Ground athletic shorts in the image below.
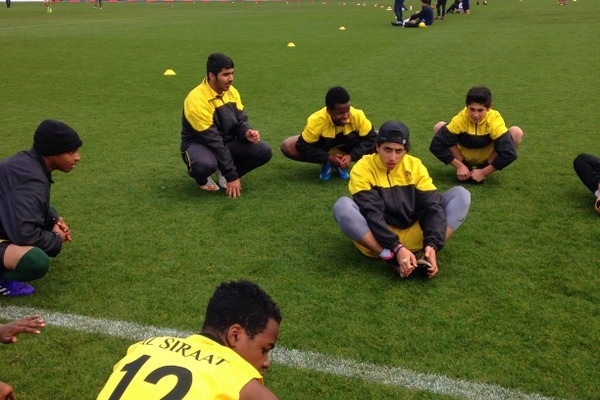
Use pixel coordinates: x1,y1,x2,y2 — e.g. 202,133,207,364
0,241,10,270
353,221,425,256
458,143,494,167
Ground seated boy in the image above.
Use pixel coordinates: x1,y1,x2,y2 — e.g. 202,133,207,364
429,86,523,183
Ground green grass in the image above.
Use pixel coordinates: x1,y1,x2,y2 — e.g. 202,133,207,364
1,0,599,399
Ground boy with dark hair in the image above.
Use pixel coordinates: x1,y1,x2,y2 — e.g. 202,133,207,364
429,86,523,183
0,119,82,297
181,53,272,198
97,280,282,400
280,86,376,181
333,121,470,279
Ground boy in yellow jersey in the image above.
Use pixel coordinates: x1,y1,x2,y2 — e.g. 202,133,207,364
280,86,376,181
430,86,523,183
334,121,470,279
97,280,281,400
181,53,272,198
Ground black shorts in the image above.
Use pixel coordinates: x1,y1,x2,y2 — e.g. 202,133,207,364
0,241,10,270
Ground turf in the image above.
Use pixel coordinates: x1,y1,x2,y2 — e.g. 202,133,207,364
0,0,598,399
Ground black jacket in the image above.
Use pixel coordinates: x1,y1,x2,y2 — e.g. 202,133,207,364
0,149,62,256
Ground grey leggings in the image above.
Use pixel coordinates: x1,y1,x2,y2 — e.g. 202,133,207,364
333,186,471,242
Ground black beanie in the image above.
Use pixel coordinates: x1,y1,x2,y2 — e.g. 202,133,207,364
377,121,410,145
33,120,83,156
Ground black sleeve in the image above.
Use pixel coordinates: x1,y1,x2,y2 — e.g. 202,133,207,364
296,135,330,164
491,132,517,170
353,189,401,250
349,128,377,161
429,125,459,165
414,189,446,251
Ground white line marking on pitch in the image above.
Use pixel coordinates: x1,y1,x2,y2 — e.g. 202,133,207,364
0,305,561,400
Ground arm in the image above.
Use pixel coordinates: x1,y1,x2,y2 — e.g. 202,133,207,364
429,124,460,165
296,135,330,164
0,184,62,257
490,131,517,170
348,120,377,161
353,189,401,251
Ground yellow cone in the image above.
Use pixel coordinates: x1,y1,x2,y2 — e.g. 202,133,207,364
163,69,176,76
339,26,346,30
287,42,296,47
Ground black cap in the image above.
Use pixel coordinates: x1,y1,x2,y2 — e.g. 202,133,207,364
377,120,410,145
33,120,83,156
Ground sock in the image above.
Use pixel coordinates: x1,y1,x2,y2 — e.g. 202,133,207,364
1,248,50,282
379,248,393,260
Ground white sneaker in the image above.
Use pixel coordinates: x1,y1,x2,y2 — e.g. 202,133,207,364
199,176,219,191
215,170,227,189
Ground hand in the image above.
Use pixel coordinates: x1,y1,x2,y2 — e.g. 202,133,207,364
397,247,417,278
455,163,471,181
469,168,487,183
338,154,352,170
0,315,45,344
245,129,261,144
54,217,72,242
0,381,15,400
225,179,242,199
423,246,439,278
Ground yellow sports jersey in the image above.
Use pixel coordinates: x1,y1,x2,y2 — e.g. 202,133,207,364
97,334,263,400
430,107,517,169
349,153,446,252
446,107,508,143
301,106,372,143
183,79,245,133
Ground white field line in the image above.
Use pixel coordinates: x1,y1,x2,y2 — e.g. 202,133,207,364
0,305,561,400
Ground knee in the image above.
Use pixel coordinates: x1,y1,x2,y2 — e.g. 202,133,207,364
444,185,471,208
20,247,50,281
280,136,299,160
333,196,357,223
433,121,446,135
509,126,523,147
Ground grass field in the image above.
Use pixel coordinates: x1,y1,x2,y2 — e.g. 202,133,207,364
1,0,599,399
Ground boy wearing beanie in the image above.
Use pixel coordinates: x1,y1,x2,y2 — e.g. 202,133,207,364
0,119,82,296
333,121,470,279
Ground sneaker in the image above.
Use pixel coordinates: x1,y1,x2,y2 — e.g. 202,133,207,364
199,176,219,191
215,170,227,189
391,20,403,26
413,251,433,278
338,167,350,180
0,279,35,297
319,163,332,181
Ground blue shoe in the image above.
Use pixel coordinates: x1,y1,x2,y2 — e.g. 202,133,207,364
319,163,332,181
338,167,350,180
0,279,35,297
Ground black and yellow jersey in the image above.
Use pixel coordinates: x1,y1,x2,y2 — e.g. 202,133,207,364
297,106,376,163
97,334,263,400
349,153,446,251
180,79,251,180
430,107,517,170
